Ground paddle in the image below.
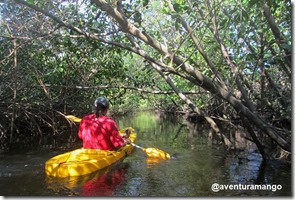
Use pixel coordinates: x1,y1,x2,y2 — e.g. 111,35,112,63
123,128,171,160
65,115,171,160
130,142,171,159
65,115,82,123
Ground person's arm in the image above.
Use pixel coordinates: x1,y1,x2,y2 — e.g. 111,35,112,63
109,120,126,150
122,137,131,145
122,129,131,145
78,118,84,139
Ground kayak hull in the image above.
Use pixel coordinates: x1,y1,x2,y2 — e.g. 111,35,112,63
45,127,136,178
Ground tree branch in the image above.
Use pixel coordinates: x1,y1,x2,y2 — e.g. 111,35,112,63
263,1,291,68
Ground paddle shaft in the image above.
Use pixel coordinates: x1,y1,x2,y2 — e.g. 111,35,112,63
130,142,144,150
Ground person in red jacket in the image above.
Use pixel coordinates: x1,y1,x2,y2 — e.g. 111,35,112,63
78,97,130,150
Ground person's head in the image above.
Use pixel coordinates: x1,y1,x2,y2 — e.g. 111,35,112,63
94,97,109,117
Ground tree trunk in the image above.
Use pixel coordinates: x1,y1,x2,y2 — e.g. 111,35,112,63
263,1,291,68
10,39,17,144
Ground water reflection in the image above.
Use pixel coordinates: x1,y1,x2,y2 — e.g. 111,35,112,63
145,157,165,168
222,151,264,184
81,163,127,196
46,162,128,196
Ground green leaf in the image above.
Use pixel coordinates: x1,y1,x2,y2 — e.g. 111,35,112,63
175,18,181,31
142,0,149,7
173,0,186,12
162,2,170,14
176,0,185,5
173,3,180,12
134,11,142,25
242,9,249,20
280,43,291,50
248,0,260,8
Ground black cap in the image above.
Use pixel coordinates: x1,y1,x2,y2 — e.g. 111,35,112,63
94,97,109,108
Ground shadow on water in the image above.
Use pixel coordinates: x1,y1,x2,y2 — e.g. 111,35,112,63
0,110,292,196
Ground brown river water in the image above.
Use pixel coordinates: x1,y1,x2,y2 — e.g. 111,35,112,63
0,111,292,196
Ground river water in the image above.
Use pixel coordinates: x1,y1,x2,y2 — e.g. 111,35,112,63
0,111,291,196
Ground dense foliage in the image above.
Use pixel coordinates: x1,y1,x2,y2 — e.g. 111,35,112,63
0,0,291,158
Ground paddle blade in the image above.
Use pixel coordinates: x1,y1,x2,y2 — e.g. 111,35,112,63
66,115,82,123
146,157,164,168
143,148,171,159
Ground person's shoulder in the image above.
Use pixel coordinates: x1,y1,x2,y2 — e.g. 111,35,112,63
83,114,95,120
104,116,115,122
105,116,114,121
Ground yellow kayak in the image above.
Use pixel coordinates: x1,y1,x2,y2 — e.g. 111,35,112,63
45,127,136,178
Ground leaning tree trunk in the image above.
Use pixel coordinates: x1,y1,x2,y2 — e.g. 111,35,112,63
263,1,291,68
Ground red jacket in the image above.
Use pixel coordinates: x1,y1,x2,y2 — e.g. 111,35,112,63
78,114,125,150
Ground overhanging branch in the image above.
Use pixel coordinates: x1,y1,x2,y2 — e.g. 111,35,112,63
40,84,204,95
